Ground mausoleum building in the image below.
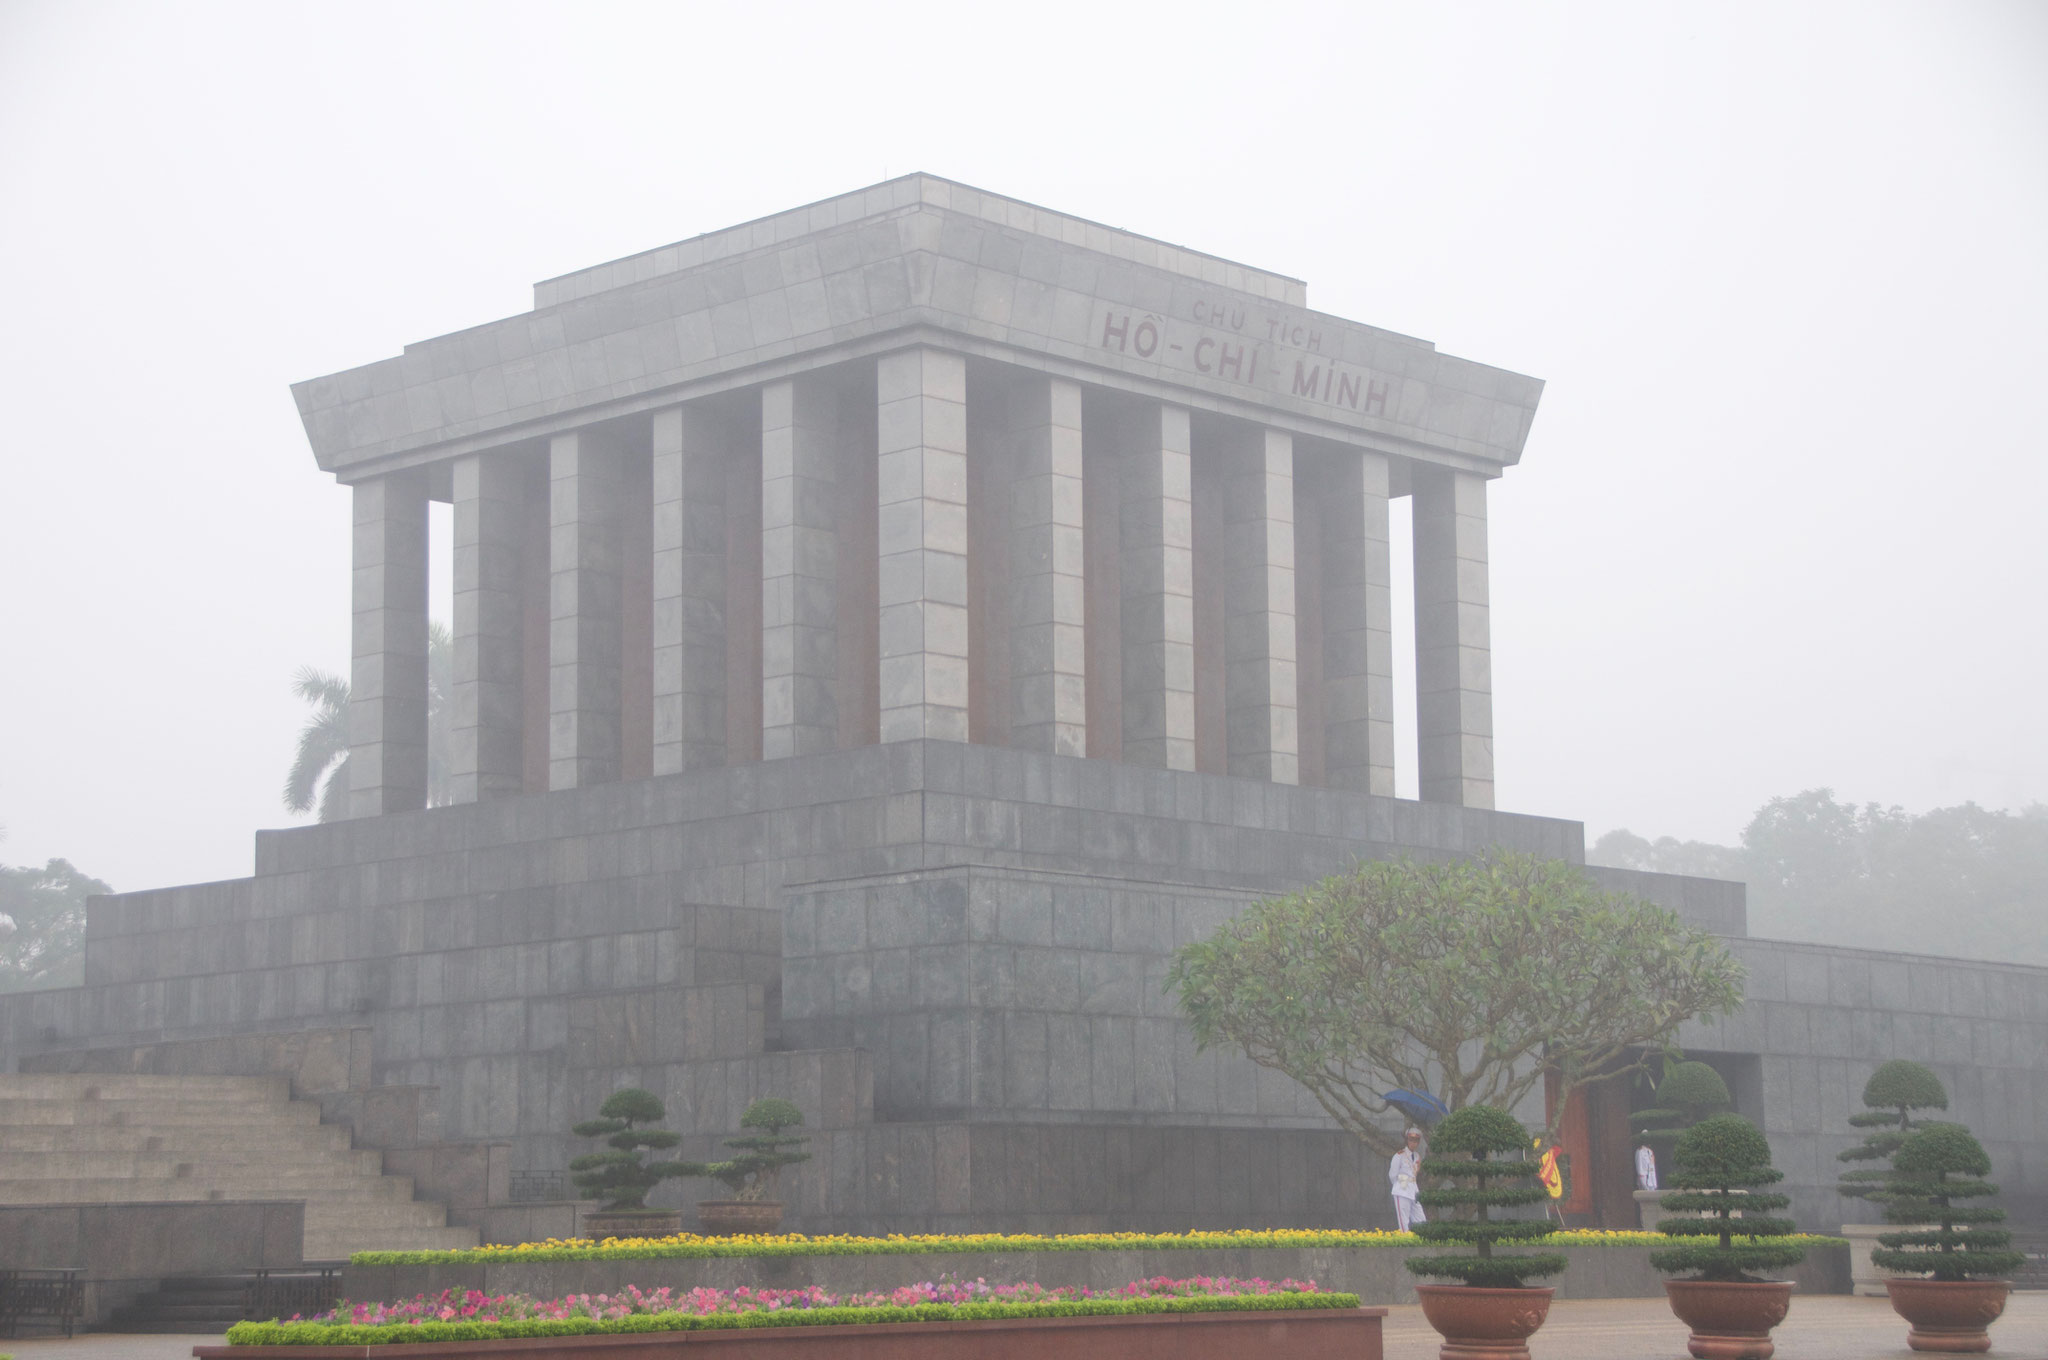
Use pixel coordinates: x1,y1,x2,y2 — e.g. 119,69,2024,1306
2,177,2041,1245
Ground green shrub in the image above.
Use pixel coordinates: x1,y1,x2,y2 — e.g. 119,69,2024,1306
351,1227,1846,1265
223,1292,1362,1345
1838,1060,1948,1206
1870,1124,2025,1281
681,1097,812,1202
1633,1060,1732,1153
1649,1114,1805,1282
570,1088,686,1210
1404,1106,1568,1289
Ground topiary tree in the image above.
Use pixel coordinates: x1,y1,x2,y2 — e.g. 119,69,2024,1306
1632,1060,1732,1157
1649,1114,1806,1282
1838,1060,1948,1207
683,1097,812,1203
1870,1124,2025,1281
1405,1105,1569,1289
569,1088,687,1210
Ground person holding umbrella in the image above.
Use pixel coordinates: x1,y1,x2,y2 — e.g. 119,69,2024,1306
1389,1126,1428,1230
1381,1090,1445,1232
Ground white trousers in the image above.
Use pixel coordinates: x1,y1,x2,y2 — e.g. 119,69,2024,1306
1394,1195,1426,1231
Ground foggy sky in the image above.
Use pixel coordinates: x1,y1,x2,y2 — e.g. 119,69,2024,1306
2,0,2043,893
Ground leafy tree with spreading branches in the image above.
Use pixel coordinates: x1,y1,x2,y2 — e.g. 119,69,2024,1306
1870,1124,2025,1281
570,1088,686,1210
1406,1105,1568,1289
1649,1115,1806,1282
1838,1060,1948,1207
1166,852,1746,1156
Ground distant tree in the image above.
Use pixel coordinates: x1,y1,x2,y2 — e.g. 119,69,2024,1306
284,667,351,822
1167,851,1747,1158
285,623,451,821
0,832,110,992
1591,791,2048,966
1588,829,1745,881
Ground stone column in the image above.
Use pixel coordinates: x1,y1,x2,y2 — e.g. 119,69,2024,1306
761,377,840,758
548,428,625,790
1006,375,1087,755
1221,427,1299,783
651,403,730,773
1119,403,1196,770
1412,465,1494,807
347,469,429,817
1322,449,1396,795
449,452,526,804
876,348,969,744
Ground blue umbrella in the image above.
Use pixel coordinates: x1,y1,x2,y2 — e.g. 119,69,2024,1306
1383,1089,1449,1128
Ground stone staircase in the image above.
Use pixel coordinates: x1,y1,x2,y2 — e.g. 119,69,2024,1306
0,1073,477,1259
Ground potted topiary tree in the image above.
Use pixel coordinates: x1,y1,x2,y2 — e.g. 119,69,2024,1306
683,1097,811,1235
1405,1105,1568,1360
1649,1114,1805,1360
1631,1059,1732,1227
570,1088,687,1240
1838,1060,1949,1296
1871,1123,2024,1353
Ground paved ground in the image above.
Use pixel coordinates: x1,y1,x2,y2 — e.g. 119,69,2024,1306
4,1294,2044,1359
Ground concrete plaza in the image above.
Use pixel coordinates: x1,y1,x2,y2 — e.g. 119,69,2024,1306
4,1294,2044,1359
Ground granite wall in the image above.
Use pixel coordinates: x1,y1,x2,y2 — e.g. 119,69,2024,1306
3,741,2042,1233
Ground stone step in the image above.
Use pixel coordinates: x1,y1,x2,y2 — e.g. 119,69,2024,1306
0,1175,421,1204
0,1123,357,1154
0,1073,478,1257
305,1204,450,1228
0,1097,325,1126
304,1225,477,1257
0,1074,290,1102
0,1148,387,1178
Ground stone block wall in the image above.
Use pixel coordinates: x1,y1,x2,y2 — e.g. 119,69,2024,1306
782,865,1331,1128
3,741,2043,1233
1682,937,2048,1229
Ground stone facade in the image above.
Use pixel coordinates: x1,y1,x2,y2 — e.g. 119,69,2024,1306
3,177,2042,1236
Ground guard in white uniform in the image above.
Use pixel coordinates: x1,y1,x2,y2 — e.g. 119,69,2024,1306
1635,1136,1659,1191
1389,1126,1428,1230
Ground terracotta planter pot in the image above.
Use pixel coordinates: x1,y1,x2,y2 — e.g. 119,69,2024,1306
696,1200,785,1235
1412,1284,1553,1360
581,1209,683,1241
1662,1279,1795,1359
195,1305,1388,1359
1884,1277,2011,1353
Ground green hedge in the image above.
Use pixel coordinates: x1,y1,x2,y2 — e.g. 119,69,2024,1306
226,1292,1362,1345
351,1230,1844,1266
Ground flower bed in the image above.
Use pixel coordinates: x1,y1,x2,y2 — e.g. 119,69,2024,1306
351,1227,1842,1265
213,1279,1384,1360
226,1277,1356,1346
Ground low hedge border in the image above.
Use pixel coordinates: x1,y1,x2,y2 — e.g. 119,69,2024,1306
352,1229,1846,1266
225,1291,1362,1345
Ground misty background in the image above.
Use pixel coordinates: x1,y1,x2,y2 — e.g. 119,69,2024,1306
2,2,2043,973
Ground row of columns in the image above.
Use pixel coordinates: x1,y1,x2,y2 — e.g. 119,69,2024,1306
347,347,1494,818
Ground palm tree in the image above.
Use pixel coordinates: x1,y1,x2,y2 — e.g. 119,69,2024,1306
286,623,451,822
